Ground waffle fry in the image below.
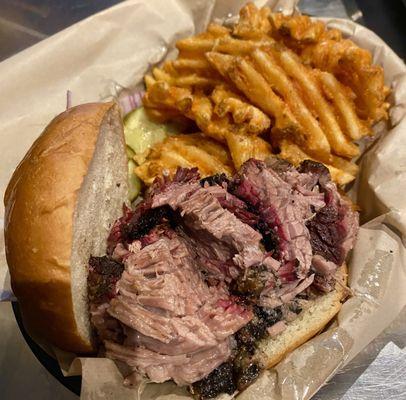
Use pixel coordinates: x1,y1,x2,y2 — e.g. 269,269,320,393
302,38,390,123
269,13,325,44
269,12,390,123
135,134,234,184
226,132,272,169
316,71,370,139
250,48,331,156
275,49,359,158
141,2,390,186
233,2,272,39
211,86,270,134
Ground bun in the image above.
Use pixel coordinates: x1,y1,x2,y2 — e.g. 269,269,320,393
4,102,128,353
255,264,348,370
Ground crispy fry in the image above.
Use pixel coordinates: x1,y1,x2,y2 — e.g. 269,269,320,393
211,86,270,134
153,68,222,88
269,13,325,43
171,58,212,70
278,139,355,186
144,74,156,90
251,49,331,156
276,49,359,158
208,52,299,134
144,81,191,109
174,133,232,165
144,107,184,123
233,3,272,39
135,133,234,184
268,11,390,123
176,37,217,52
207,23,231,37
152,67,172,82
226,55,300,134
206,52,234,77
213,37,275,55
226,131,272,169
316,71,370,139
302,38,390,123
191,95,213,126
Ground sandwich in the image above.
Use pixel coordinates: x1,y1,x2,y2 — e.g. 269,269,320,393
4,102,358,398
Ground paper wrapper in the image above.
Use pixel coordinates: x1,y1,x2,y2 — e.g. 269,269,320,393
0,0,405,399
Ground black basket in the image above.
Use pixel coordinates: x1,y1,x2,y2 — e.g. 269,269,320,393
12,302,81,397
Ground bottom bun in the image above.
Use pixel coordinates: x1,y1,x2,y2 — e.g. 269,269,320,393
254,264,348,370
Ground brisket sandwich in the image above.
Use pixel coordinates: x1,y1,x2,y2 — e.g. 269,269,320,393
4,103,358,398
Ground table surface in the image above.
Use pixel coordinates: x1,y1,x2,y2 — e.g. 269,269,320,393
0,1,405,399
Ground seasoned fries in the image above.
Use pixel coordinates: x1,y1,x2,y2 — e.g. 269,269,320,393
134,134,234,185
269,12,390,123
140,3,390,186
226,132,272,169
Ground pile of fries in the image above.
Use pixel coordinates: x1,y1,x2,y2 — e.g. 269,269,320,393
140,3,390,186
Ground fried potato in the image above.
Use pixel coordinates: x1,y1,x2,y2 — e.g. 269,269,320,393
266,9,390,124
226,131,272,169
233,3,272,39
135,133,234,184
225,55,299,133
144,81,191,108
213,37,275,55
173,133,232,165
143,3,389,185
269,13,325,44
301,38,390,123
144,107,184,123
211,85,271,134
251,48,331,156
171,58,212,71
316,71,370,139
278,139,355,186
276,49,359,158
207,48,365,159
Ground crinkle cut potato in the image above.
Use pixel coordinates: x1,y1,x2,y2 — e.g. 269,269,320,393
141,2,389,186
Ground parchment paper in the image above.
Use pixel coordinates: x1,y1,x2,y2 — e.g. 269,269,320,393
0,1,405,399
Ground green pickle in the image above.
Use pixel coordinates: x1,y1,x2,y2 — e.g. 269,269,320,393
124,107,178,155
127,159,141,202
123,107,179,201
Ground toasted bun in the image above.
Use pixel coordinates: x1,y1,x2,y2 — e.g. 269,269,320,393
4,102,128,353
254,264,348,370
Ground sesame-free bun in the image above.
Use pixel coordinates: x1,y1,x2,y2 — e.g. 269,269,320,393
255,264,348,371
4,102,128,353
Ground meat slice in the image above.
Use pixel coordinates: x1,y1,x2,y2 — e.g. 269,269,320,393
105,339,232,386
232,159,325,278
311,254,337,276
260,274,315,308
152,185,264,269
307,181,359,266
102,233,251,385
267,321,287,338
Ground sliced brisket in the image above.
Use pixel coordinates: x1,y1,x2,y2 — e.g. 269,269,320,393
152,184,264,270
89,158,359,391
231,159,325,279
103,233,251,385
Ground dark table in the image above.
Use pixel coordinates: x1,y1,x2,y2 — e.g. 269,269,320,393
0,0,404,62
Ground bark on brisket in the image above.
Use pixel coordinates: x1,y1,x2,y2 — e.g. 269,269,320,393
88,256,124,304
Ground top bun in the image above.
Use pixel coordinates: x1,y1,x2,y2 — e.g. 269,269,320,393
4,102,128,353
